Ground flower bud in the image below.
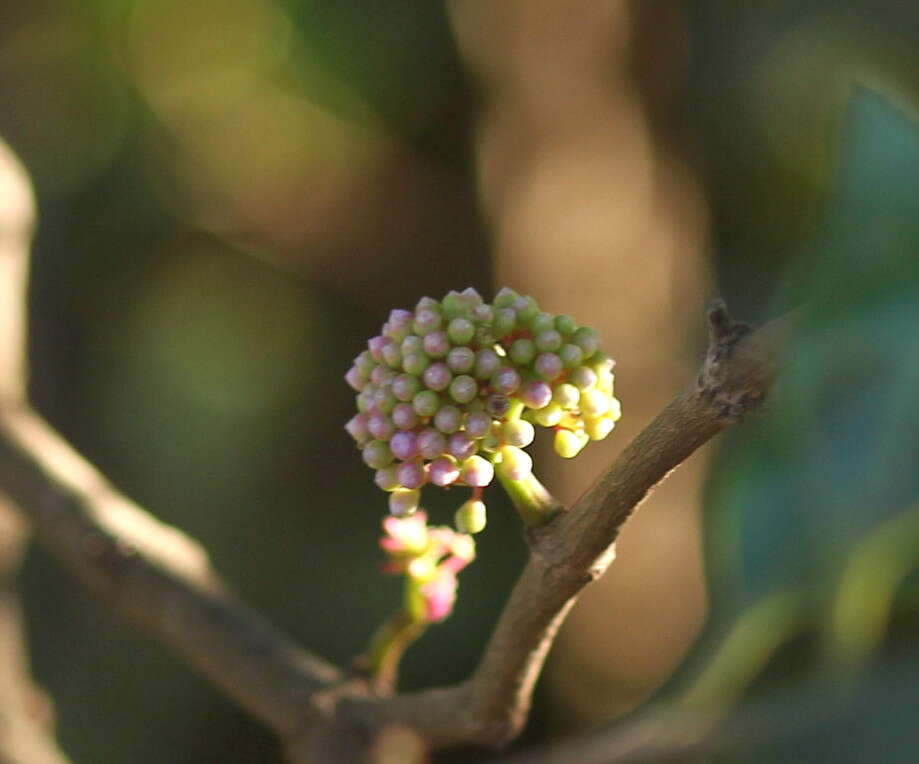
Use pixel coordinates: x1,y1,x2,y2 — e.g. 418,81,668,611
579,389,611,418
534,352,563,381
501,419,535,448
460,455,494,487
493,286,519,308
533,402,563,427
474,348,501,379
585,415,616,441
374,466,401,491
446,346,475,373
397,459,427,490
569,365,597,391
412,390,440,418
573,326,600,357
455,500,487,534
447,317,475,344
363,440,394,469
559,343,584,369
392,373,420,402
529,312,555,334
492,308,517,338
345,414,370,444
423,331,450,358
464,412,493,438
402,351,430,376
447,431,477,461
535,329,563,352
345,366,365,391
367,412,394,440
554,314,577,336
429,456,460,486
497,445,533,480
413,309,442,335
554,429,589,459
491,367,522,395
390,430,419,460
552,383,580,410
434,405,463,434
417,428,447,460
509,338,536,365
422,362,452,392
449,375,479,404
389,488,420,516
519,380,552,409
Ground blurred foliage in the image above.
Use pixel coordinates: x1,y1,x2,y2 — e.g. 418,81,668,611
0,0,916,762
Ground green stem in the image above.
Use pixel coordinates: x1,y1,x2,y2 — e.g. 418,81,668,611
362,609,427,695
496,469,565,527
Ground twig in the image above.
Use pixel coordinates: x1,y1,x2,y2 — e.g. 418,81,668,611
0,140,786,762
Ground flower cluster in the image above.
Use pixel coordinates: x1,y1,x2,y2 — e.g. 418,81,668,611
379,512,475,623
345,287,621,533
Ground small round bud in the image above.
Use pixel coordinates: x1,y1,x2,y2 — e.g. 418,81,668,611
559,343,585,369
441,291,466,319
447,346,475,373
401,335,424,355
491,367,522,395
512,295,538,322
415,296,441,312
413,309,442,335
509,338,536,365
356,389,374,413
535,329,563,352
447,431,477,461
474,348,502,379
555,314,578,336
391,402,418,430
402,352,430,376
387,309,414,338
345,414,370,444
449,375,479,404
381,343,402,368
554,429,589,459
590,352,616,373
367,412,394,441
485,394,511,418
501,419,535,447
529,312,555,335
460,455,494,487
345,366,365,391
390,430,419,460
370,365,395,387
447,317,475,345
355,351,376,377
519,380,553,409
368,336,389,362
534,352,563,381
372,387,397,413
497,445,533,480
422,362,452,392
473,304,494,323
389,488,420,516
412,390,440,418
533,402,563,427
392,373,421,402
455,500,487,534
417,428,447,460
434,405,463,434
460,287,483,305
374,466,401,491
363,440,394,469
552,383,580,410
579,389,611,417
569,365,598,391
573,326,600,357
429,456,460,486
492,308,517,338
423,331,450,358
608,397,622,421
585,415,616,441
464,412,493,438
397,459,427,490
493,287,519,308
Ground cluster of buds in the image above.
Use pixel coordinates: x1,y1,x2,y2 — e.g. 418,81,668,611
379,512,475,622
345,287,621,536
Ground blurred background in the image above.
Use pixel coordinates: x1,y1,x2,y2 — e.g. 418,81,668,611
0,0,917,761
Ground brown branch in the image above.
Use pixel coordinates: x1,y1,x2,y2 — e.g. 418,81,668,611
334,301,788,751
0,131,787,763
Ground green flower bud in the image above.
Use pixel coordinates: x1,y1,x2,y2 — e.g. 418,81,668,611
585,415,616,441
554,429,589,459
509,338,536,365
573,326,600,357
449,375,479,404
363,440,394,469
402,352,430,376
389,488,420,516
529,312,555,335
492,308,517,338
501,419,535,447
533,402,563,427
455,499,487,534
493,287,519,308
375,466,402,491
513,295,538,322
535,329,563,352
412,390,440,417
447,317,475,345
569,365,597,391
554,314,578,336
552,383,580,410
559,343,585,369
